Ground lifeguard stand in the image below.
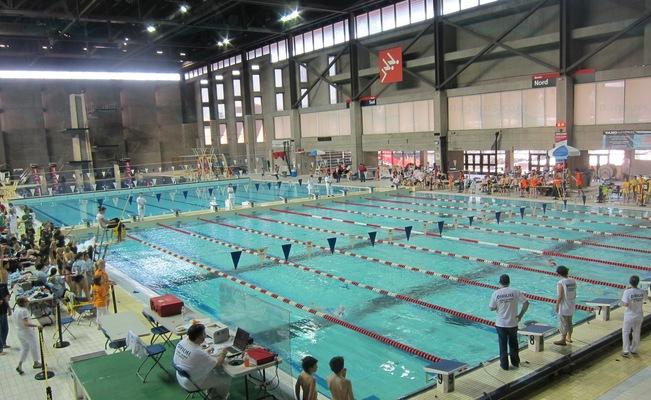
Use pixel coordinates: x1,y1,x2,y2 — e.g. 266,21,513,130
193,147,218,181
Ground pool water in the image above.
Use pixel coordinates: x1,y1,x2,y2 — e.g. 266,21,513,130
29,188,651,399
12,178,365,227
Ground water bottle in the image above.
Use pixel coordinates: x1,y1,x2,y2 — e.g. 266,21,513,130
181,306,189,323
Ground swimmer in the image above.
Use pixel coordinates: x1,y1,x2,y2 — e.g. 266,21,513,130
334,304,345,317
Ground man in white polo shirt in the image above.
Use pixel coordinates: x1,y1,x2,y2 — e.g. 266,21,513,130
489,274,529,370
621,275,645,358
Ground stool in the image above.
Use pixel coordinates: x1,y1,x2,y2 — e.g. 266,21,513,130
518,324,555,352
640,276,651,299
586,298,619,321
424,359,467,393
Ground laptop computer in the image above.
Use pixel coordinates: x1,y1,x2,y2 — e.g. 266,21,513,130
226,328,250,355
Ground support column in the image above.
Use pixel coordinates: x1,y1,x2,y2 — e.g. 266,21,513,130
289,109,302,173
434,90,447,171
644,0,651,64
241,53,256,169
348,15,363,168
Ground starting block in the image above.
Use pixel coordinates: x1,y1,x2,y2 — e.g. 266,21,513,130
518,324,555,352
586,298,619,321
424,359,467,393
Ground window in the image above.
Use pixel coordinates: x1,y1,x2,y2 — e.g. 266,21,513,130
234,100,243,117
217,104,226,119
382,5,396,31
329,85,337,105
255,119,264,143
253,97,263,114
443,0,461,14
301,88,309,108
219,124,228,144
396,1,411,27
461,0,479,10
215,74,224,81
232,69,240,76
369,9,382,35
304,31,313,53
588,150,625,167
201,87,210,103
334,21,345,44
294,35,304,55
513,150,556,173
378,150,423,168
274,69,283,88
426,0,435,18
202,106,211,122
278,40,287,60
328,56,336,76
275,93,285,111
252,74,261,92
323,24,334,47
215,83,224,100
204,126,212,146
233,79,241,96
464,150,506,174
236,121,245,143
356,13,369,38
299,65,308,83
635,150,651,160
270,42,278,63
313,28,323,50
410,0,426,23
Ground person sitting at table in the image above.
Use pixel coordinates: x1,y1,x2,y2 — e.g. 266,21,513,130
46,267,66,300
173,323,231,400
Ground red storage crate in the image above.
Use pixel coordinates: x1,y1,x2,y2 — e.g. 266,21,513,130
150,294,184,317
247,347,276,366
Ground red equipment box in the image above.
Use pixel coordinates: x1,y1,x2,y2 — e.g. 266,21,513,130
150,294,184,317
247,347,276,366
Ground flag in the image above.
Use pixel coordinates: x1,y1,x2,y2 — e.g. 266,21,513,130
327,238,337,254
298,179,303,186
368,232,377,246
563,199,567,209
542,203,547,214
267,182,272,190
156,193,161,202
437,221,444,234
495,211,502,224
468,216,474,226
519,207,525,219
582,195,586,205
128,196,133,205
230,251,242,270
233,186,237,194
183,190,188,199
255,183,260,191
208,188,213,196
405,226,413,241
282,244,292,261
276,181,282,189
98,198,104,207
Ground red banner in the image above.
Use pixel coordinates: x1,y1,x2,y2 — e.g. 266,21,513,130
378,47,403,84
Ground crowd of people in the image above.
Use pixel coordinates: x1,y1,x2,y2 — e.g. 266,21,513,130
0,201,112,375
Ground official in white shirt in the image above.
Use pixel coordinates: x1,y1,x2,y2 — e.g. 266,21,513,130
324,175,333,197
13,297,41,375
489,274,529,370
621,275,645,357
136,194,146,221
554,266,576,346
173,324,231,399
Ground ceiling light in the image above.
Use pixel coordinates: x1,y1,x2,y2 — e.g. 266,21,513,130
156,50,164,55
216,41,224,47
82,47,87,51
215,75,224,80
280,9,300,23
179,52,186,56
0,44,9,48
146,25,156,33
41,45,48,50
124,37,129,41
222,38,230,45
122,49,127,53
251,65,260,70
232,70,240,76
179,4,189,13
122,42,127,46
200,79,208,85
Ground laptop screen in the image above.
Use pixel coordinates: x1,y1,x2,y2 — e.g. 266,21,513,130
233,328,250,350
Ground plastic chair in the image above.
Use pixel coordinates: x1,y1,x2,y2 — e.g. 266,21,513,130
142,311,173,346
172,363,210,400
100,328,127,353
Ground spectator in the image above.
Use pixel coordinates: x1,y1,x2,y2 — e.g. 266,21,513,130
327,356,354,400
489,274,529,370
91,276,108,326
554,266,576,346
13,297,42,374
295,356,318,400
0,279,10,356
358,164,367,183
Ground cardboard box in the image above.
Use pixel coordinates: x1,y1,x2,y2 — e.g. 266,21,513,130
150,294,184,317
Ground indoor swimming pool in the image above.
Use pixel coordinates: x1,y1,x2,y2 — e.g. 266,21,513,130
11,178,366,227
29,189,651,399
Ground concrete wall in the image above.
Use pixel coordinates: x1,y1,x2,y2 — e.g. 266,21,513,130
0,80,189,172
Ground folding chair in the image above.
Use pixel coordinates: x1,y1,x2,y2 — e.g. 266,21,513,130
75,303,96,326
127,331,170,383
142,311,173,346
52,315,77,340
172,363,210,400
100,328,127,353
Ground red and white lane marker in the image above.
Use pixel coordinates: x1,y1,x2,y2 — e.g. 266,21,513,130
302,204,651,273
126,233,442,363
339,200,651,254
168,220,496,327
370,197,649,229
263,210,625,291
406,193,650,221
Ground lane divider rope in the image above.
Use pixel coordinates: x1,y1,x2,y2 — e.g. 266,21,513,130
126,233,442,362
263,210,625,291
302,204,651,272
174,220,497,327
